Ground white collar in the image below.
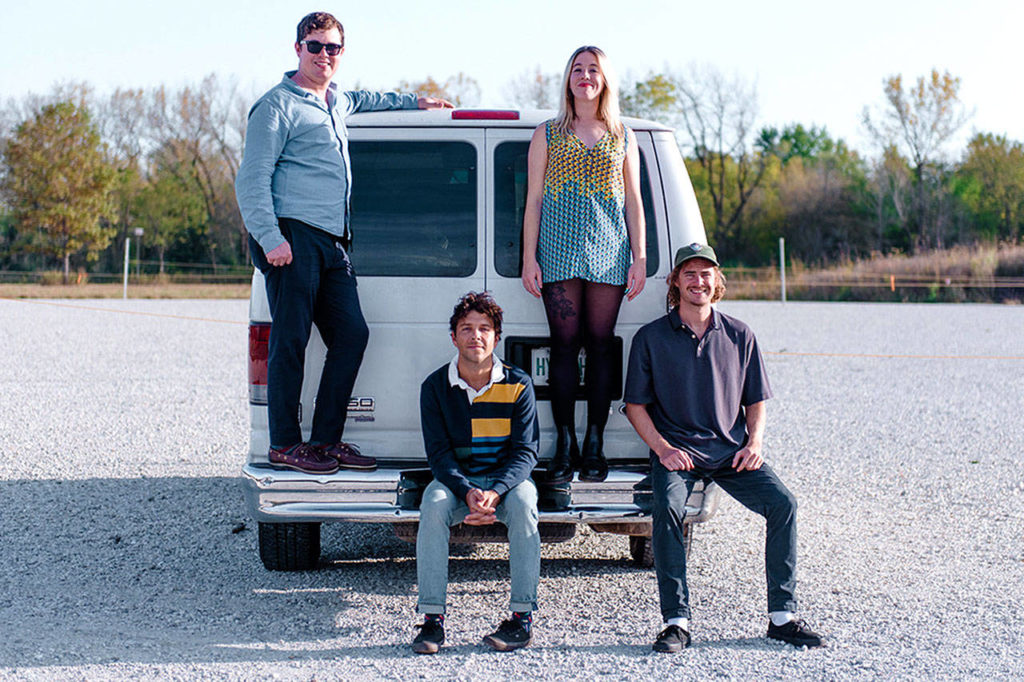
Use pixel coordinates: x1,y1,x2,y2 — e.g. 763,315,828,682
448,353,505,403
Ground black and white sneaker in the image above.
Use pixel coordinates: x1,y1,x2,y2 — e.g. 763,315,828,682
412,617,445,654
767,618,825,648
483,618,532,651
652,624,691,653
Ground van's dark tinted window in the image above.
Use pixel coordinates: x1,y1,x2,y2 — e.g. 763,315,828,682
349,141,476,277
494,141,659,278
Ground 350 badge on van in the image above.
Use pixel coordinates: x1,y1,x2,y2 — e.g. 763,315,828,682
347,396,375,422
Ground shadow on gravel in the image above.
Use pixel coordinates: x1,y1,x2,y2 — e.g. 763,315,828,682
531,638,780,654
274,639,785,660
0,476,640,669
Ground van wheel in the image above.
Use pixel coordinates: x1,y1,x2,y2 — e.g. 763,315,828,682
630,524,691,568
629,535,654,567
393,522,417,543
258,522,321,571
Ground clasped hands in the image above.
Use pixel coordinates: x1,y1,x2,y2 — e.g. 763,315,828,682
464,488,500,525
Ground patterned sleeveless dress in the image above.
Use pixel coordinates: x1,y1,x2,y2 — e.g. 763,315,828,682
537,120,632,286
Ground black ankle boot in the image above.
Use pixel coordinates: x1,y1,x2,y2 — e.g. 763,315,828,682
546,425,578,483
578,424,608,482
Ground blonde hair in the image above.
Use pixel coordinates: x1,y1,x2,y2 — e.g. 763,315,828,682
667,263,727,308
553,46,624,143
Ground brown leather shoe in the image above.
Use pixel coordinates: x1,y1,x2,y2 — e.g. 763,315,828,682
268,443,339,474
319,442,377,470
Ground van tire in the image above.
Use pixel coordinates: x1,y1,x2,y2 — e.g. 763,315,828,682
629,535,654,567
630,524,691,568
258,522,321,571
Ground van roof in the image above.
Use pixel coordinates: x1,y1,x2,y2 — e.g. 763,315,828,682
347,108,673,131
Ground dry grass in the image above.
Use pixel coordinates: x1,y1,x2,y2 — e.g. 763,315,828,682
726,243,1024,303
800,243,1023,279
0,282,249,299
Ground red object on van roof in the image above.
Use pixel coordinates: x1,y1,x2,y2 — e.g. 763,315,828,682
451,110,520,120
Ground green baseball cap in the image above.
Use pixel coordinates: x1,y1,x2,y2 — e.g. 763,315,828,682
673,242,719,267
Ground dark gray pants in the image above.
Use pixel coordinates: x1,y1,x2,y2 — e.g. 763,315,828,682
249,218,369,448
651,458,798,620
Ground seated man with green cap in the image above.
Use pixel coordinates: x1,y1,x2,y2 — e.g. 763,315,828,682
624,243,825,652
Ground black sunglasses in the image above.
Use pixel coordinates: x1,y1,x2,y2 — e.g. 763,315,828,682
300,40,342,56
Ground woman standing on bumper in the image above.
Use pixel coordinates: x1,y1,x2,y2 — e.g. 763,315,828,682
521,45,646,483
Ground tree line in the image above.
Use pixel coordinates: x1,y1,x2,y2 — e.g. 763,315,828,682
2,67,1022,283
611,66,1022,266
0,76,248,283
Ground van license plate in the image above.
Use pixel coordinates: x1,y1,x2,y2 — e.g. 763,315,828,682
504,336,621,401
530,347,586,387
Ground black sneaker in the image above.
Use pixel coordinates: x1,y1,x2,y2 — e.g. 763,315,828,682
483,618,532,651
652,624,691,653
767,618,824,648
412,618,445,655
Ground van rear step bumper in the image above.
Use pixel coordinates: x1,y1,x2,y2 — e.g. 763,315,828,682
242,464,717,525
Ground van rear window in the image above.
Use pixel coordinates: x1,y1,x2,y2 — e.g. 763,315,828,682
493,141,659,278
349,141,477,277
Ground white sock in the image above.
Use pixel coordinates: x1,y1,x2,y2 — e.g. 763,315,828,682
666,617,689,631
769,611,794,627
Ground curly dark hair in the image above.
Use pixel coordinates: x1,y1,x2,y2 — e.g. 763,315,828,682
296,12,344,46
666,262,727,308
449,291,503,338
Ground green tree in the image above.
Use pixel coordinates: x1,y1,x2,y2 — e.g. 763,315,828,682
776,155,873,263
756,125,875,261
620,73,678,121
862,69,971,250
867,146,914,252
956,133,1024,241
0,209,16,270
757,124,835,166
0,101,116,283
132,162,208,273
146,76,247,268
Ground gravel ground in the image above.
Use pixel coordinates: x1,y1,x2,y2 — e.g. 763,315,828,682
0,298,1022,680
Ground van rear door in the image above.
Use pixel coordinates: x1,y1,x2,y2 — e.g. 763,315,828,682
298,128,486,463
482,126,670,463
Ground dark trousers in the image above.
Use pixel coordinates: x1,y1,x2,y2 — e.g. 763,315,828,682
249,218,369,448
651,458,798,620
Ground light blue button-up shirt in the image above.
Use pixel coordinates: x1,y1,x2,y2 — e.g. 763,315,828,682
235,71,418,253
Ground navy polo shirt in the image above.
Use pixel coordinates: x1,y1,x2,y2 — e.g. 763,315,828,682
624,308,773,469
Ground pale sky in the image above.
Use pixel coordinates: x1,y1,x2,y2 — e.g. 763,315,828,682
2,0,1020,156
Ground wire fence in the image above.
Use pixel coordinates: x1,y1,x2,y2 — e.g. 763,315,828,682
0,260,254,285
2,264,1023,301
722,266,1024,302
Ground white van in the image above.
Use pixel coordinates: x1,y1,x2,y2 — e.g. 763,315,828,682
244,109,719,570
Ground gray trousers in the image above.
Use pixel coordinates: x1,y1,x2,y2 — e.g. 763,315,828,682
416,477,540,614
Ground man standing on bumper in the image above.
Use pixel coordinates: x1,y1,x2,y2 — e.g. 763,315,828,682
624,243,824,652
236,12,452,474
413,292,540,654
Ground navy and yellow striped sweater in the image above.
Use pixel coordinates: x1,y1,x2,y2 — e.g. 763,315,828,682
419,361,539,500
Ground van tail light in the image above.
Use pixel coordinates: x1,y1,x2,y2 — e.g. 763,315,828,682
249,322,271,404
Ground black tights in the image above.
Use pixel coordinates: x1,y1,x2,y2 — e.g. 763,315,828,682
541,279,625,430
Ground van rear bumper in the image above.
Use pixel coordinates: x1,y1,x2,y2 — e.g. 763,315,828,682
241,464,717,526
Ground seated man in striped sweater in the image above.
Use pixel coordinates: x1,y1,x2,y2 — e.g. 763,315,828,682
412,291,541,654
